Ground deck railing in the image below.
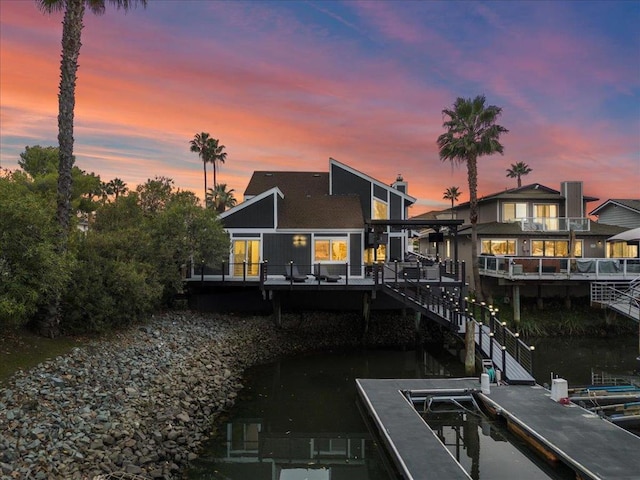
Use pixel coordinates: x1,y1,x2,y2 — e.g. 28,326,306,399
479,256,640,280
516,216,590,232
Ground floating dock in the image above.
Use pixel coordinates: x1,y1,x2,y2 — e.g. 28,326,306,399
356,378,640,480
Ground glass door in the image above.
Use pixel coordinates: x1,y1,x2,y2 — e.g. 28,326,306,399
232,240,260,277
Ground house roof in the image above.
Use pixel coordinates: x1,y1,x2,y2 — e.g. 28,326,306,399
456,221,628,237
454,183,598,209
245,171,329,198
241,171,365,229
589,199,640,216
279,194,364,229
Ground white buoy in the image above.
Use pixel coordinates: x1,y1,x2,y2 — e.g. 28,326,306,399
551,378,568,401
481,373,490,394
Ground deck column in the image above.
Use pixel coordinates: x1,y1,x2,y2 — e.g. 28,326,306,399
513,285,521,324
362,292,371,334
272,292,282,328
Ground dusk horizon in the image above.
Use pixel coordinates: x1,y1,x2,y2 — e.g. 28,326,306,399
1,0,638,213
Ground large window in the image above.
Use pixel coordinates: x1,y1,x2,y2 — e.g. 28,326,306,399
608,242,639,258
534,204,559,230
531,240,582,257
502,203,527,222
481,239,516,255
314,238,347,262
232,239,260,276
373,199,388,220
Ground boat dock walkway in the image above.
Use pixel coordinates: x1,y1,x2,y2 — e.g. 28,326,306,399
357,378,640,480
356,378,478,480
479,384,640,480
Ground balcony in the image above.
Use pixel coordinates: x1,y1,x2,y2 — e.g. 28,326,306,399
479,256,640,281
516,217,590,232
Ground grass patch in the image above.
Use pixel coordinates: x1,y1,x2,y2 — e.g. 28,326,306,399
0,328,87,384
494,297,637,339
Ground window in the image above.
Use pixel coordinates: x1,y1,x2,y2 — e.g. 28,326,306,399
314,238,347,262
365,245,386,263
531,240,582,257
481,239,516,255
608,242,639,258
502,203,527,222
534,204,559,230
373,199,388,220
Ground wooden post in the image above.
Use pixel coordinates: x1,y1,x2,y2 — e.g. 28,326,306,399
513,285,521,324
362,292,371,334
272,292,282,328
465,319,476,376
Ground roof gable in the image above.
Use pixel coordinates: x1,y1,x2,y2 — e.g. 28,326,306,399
589,199,640,216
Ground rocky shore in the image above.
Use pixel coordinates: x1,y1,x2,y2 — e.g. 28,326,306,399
0,311,417,480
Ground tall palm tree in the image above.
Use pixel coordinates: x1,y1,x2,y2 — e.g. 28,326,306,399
207,183,237,213
36,0,146,338
36,0,147,249
437,95,508,375
506,161,532,187
443,186,462,219
190,132,212,205
208,138,227,189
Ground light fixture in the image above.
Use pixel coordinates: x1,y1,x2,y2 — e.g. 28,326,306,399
293,235,307,247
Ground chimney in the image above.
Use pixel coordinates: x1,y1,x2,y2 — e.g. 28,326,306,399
561,181,584,218
392,173,408,194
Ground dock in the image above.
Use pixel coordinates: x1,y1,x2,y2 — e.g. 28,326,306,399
357,378,640,480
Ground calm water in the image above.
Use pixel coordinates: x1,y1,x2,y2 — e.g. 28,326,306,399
188,335,639,480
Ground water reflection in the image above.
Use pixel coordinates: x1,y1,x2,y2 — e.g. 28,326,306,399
188,336,638,479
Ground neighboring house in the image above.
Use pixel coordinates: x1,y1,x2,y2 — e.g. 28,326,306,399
589,199,640,229
416,181,634,302
218,158,416,278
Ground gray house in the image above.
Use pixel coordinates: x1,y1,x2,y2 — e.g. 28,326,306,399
589,199,640,229
218,158,416,279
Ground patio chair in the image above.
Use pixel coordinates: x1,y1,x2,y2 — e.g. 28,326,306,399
283,263,308,282
313,264,341,282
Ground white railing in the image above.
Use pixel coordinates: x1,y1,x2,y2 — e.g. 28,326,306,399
479,256,640,280
516,216,590,232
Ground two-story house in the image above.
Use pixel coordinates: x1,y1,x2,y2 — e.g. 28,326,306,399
417,181,637,314
217,158,416,279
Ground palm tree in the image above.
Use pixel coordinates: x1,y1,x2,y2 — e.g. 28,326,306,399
36,0,147,248
107,177,128,200
190,132,213,205
207,183,237,213
437,95,508,375
506,161,532,187
36,0,146,338
443,186,462,219
208,138,227,189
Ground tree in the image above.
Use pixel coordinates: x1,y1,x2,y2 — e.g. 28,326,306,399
190,132,214,205
208,137,227,190
0,174,69,329
443,186,461,219
506,161,532,187
437,95,508,375
107,177,128,200
36,0,147,337
18,145,58,177
36,0,147,247
136,176,174,214
207,183,237,213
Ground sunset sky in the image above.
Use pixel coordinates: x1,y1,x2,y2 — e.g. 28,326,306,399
1,0,638,212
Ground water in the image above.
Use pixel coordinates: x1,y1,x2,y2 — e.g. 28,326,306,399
185,335,640,480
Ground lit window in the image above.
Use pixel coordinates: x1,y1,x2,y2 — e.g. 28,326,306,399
534,204,559,229
365,245,386,263
481,239,516,255
531,240,582,257
314,238,347,262
373,199,388,220
502,203,527,222
608,243,639,258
